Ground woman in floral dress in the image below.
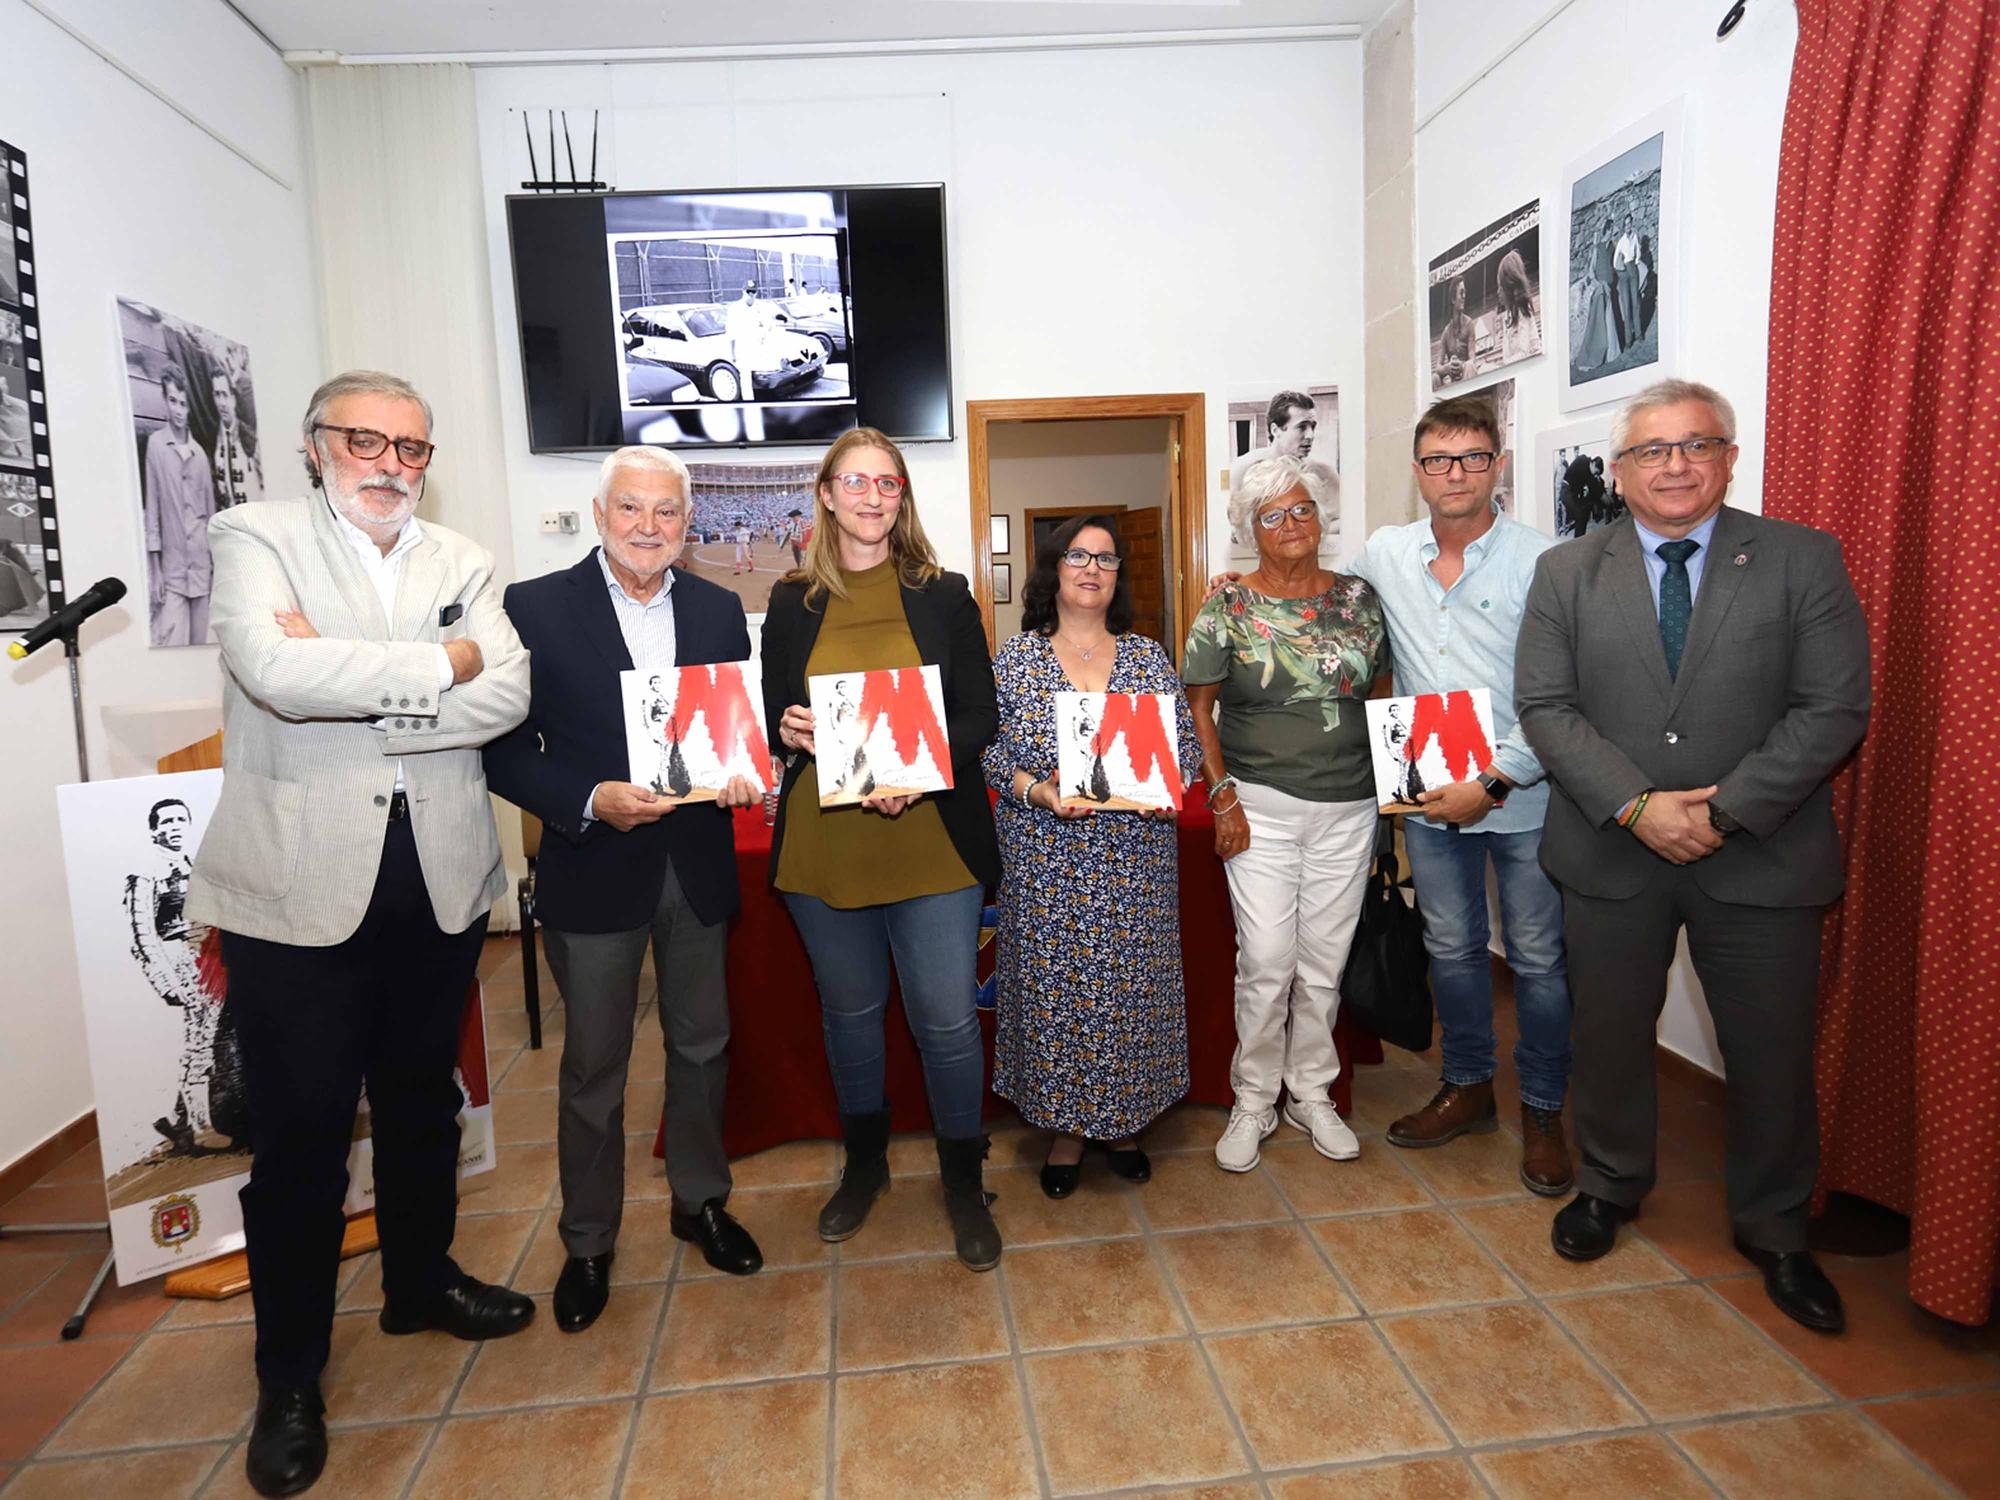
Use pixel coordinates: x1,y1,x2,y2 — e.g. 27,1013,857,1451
1183,455,1389,1174
984,514,1199,1198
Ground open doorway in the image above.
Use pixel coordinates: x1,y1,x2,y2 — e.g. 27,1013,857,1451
966,394,1206,661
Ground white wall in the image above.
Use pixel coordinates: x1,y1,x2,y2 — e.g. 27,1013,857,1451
0,0,321,1169
1416,0,1800,1072
987,417,1172,640
473,39,1368,614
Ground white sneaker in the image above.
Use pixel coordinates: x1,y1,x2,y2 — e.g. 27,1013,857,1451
1214,1106,1278,1172
1284,1099,1360,1161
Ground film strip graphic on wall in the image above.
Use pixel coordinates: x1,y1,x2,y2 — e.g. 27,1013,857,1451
1,137,64,633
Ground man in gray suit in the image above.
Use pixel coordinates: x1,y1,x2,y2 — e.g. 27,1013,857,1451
189,370,533,1497
1516,378,1869,1335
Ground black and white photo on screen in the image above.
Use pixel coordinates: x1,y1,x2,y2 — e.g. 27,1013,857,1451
1535,416,1629,541
1560,102,1682,411
1427,199,1542,390
1226,383,1341,567
116,298,264,649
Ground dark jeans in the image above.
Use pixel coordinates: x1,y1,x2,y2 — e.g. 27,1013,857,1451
784,885,986,1139
224,816,486,1386
1402,820,1572,1111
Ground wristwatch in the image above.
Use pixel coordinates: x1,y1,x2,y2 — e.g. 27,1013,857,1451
1709,804,1743,836
1475,770,1510,806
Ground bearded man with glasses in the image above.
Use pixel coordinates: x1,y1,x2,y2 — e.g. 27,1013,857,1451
189,370,532,1497
1516,377,1870,1335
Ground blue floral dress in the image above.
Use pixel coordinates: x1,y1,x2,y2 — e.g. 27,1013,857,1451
982,632,1201,1138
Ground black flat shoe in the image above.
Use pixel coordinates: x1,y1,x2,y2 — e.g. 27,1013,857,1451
379,1273,535,1340
671,1199,764,1276
1039,1160,1081,1199
1551,1193,1634,1262
1735,1237,1845,1333
1100,1143,1151,1183
245,1382,326,1497
553,1252,614,1333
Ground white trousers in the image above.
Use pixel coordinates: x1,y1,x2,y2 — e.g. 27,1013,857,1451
1221,781,1378,1109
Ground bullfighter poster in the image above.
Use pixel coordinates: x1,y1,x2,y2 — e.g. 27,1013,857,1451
807,665,953,807
1054,692,1185,812
1364,689,1498,813
622,661,774,801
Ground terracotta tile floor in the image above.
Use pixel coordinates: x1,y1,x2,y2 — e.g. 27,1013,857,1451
3,937,1996,1497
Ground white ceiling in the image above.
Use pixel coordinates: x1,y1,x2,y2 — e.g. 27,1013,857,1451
230,0,1391,60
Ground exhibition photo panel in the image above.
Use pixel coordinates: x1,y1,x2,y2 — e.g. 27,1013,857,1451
0,137,60,634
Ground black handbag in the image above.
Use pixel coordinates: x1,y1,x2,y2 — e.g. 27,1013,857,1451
1339,818,1433,1053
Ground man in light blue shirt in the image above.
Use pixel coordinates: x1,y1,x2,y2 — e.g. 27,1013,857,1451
1348,394,1573,1195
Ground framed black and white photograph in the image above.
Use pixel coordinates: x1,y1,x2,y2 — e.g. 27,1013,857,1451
116,298,264,648
1428,199,1542,390
1560,102,1682,412
1226,382,1341,567
1458,375,1519,517
1,138,63,635
1535,416,1628,540
681,456,816,622
992,562,1012,604
990,513,1010,556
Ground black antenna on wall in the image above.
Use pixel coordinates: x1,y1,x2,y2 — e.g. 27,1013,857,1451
520,109,609,192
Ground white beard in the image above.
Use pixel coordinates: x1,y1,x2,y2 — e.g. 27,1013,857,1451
326,469,420,542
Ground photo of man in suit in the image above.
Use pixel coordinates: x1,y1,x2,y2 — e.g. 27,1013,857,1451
189,370,532,1498
484,445,765,1339
1516,377,1870,1336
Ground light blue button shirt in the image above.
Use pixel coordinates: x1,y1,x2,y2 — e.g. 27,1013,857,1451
583,547,677,823
1630,511,1721,616
1347,512,1553,835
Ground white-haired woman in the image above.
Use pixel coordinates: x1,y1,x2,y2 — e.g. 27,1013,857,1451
1182,456,1389,1174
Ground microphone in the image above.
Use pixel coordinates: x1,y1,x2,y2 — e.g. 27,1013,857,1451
7,577,128,660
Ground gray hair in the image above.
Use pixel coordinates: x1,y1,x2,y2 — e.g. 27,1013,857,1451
300,370,434,487
1228,455,1337,538
595,445,690,508
1611,379,1738,455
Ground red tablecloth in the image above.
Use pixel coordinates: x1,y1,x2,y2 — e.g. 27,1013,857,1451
660,801,1382,1159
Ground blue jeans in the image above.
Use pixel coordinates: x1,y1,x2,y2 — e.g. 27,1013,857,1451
1401,820,1571,1111
784,886,987,1139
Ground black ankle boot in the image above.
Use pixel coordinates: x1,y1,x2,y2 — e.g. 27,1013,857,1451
819,1106,893,1242
937,1134,1002,1271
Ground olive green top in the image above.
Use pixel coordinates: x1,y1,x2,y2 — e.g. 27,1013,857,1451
774,560,974,906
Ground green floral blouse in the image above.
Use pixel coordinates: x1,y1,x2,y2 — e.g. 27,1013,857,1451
1181,575,1389,803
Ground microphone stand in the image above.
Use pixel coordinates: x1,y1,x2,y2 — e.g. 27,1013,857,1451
1,620,115,1336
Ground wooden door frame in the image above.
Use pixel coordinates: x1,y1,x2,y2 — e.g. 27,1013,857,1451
965,393,1207,655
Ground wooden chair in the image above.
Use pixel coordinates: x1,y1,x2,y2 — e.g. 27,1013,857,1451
518,809,545,1050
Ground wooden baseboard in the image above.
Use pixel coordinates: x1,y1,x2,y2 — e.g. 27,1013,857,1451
0,1111,97,1211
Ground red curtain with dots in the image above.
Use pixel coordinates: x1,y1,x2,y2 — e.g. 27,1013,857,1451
1764,0,2000,1323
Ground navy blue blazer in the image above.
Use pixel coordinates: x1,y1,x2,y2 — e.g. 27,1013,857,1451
484,552,751,932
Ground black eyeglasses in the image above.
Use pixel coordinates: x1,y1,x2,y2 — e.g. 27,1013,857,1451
1416,451,1496,476
1254,501,1319,529
1616,437,1730,468
314,424,436,469
833,472,907,498
1060,548,1122,570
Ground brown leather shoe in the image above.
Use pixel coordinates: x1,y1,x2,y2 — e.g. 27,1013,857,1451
1387,1080,1497,1148
1518,1103,1575,1196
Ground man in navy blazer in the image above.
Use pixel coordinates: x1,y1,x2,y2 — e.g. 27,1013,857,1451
485,446,764,1333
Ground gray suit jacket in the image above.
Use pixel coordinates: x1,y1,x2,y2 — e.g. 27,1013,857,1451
1515,506,1869,906
188,496,531,945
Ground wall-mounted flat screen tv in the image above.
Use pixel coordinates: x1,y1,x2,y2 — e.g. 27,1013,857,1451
506,184,952,452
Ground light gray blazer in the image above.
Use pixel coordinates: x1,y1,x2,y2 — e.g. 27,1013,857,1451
1515,506,1869,906
188,496,530,946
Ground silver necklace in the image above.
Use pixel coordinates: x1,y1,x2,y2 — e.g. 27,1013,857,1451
1057,631,1111,662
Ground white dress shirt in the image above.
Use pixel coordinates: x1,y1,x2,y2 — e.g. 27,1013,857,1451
582,547,678,823
328,500,455,792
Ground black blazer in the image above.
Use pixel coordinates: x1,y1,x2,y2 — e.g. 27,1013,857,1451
483,552,751,931
760,569,1001,890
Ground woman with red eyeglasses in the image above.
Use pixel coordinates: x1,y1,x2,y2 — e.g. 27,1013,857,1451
760,427,1003,1270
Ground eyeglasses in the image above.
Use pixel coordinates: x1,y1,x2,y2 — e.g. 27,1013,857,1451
1254,501,1319,529
1616,437,1731,467
1416,450,1496,476
833,472,907,499
1060,548,1122,571
314,424,436,469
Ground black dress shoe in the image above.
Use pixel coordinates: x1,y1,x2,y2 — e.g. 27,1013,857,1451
671,1199,764,1276
1100,1143,1151,1183
1039,1155,1081,1200
379,1273,535,1340
1735,1237,1846,1333
245,1382,326,1497
1551,1193,1634,1262
554,1252,614,1333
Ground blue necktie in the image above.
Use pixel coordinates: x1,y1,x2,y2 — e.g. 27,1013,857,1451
1657,538,1700,677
